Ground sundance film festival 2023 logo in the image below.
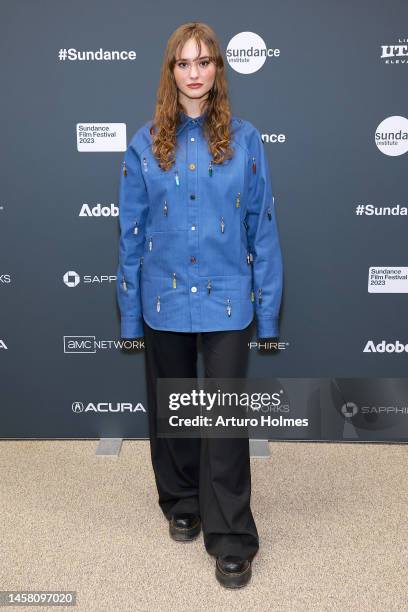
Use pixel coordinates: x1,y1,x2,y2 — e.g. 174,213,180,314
226,32,280,73
368,267,408,293
76,123,126,152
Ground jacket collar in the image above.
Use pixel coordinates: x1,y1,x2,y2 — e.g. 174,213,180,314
177,108,208,134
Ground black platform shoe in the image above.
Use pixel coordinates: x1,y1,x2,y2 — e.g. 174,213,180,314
169,513,201,542
215,555,252,588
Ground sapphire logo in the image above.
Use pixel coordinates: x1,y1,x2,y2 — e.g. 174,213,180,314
63,271,80,287
341,402,359,417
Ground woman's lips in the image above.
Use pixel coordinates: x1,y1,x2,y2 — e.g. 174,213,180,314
187,83,203,88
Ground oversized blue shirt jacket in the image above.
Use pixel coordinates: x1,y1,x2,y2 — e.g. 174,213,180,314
116,110,283,340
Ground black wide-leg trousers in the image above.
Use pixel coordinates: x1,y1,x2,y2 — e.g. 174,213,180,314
142,318,259,562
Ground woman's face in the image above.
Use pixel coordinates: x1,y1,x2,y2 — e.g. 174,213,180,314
173,38,216,105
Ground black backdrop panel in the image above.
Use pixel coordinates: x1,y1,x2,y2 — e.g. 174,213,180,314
1,0,407,439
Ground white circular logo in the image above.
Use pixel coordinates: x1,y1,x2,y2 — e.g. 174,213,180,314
226,32,274,74
375,115,408,156
64,271,80,287
341,402,359,418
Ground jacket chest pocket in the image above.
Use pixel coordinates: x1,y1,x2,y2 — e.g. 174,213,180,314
197,208,242,278
147,195,187,232
142,153,183,189
206,156,232,175
143,154,172,199
143,156,187,232
142,230,187,278
203,152,246,211
140,275,190,329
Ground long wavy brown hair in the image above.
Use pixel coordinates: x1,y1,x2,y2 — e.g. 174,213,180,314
150,22,235,171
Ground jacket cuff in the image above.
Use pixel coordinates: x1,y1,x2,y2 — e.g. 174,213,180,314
121,315,144,339
256,316,279,339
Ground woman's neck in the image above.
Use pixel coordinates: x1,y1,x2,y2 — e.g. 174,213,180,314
178,94,208,119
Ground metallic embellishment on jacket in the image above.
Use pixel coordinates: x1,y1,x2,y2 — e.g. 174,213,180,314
226,298,232,317
172,272,177,289
133,221,139,235
122,160,127,177
148,236,153,251
174,169,180,186
258,288,263,304
208,160,213,177
156,295,161,312
143,157,148,172
122,275,127,291
252,156,256,174
235,192,241,208
207,279,212,294
246,252,253,265
220,216,225,233
250,290,255,303
267,207,272,221
140,256,144,268
163,200,168,216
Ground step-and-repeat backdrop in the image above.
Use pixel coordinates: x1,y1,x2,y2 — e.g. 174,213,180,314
1,0,407,440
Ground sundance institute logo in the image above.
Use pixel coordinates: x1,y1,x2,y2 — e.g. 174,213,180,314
375,116,408,156
226,32,280,74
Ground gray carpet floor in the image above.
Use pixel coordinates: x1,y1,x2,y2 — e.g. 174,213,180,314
0,440,407,611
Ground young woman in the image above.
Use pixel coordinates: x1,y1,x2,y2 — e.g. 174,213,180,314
116,22,283,589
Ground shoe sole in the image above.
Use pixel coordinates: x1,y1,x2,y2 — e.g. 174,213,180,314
215,559,252,589
169,517,201,542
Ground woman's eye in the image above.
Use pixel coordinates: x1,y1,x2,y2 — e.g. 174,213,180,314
177,60,210,69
